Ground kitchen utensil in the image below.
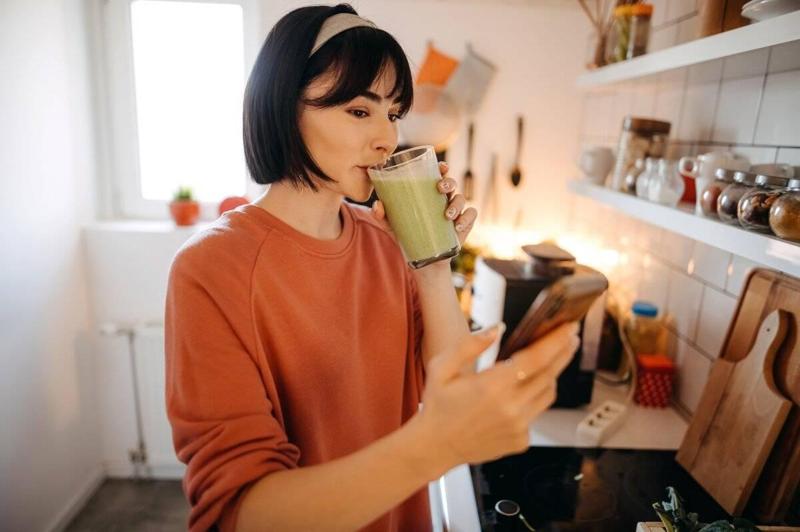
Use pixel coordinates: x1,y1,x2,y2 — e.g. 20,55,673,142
741,0,800,21
442,42,496,116
463,122,474,201
511,115,523,187
749,273,800,521
677,307,793,515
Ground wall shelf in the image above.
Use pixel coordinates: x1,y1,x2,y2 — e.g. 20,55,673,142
568,180,800,277
577,10,800,88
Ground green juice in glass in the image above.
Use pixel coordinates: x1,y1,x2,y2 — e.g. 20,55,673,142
369,146,460,268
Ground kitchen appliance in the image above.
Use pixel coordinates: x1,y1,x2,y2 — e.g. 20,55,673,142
470,243,606,408
471,447,735,531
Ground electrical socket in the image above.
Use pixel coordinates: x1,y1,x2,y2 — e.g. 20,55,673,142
576,400,628,447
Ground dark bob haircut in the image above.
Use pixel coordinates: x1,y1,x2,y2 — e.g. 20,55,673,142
243,3,414,191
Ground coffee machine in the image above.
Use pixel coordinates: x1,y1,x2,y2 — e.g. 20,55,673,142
470,243,606,408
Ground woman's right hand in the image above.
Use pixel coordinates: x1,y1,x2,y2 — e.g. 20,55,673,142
416,321,580,472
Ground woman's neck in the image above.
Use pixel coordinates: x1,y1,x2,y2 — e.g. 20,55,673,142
253,181,344,240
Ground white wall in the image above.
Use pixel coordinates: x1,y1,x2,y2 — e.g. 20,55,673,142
573,4,800,415
0,1,105,530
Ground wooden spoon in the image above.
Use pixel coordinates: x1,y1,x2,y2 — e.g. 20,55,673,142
510,115,523,187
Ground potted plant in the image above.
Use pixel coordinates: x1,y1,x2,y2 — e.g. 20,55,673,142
169,186,200,226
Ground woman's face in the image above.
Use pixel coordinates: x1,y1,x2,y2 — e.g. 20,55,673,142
298,67,402,202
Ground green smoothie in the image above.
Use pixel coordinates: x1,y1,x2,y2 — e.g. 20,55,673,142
371,175,460,268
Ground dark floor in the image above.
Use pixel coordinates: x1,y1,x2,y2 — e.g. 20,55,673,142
65,479,189,532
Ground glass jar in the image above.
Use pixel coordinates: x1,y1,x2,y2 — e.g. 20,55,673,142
608,117,671,191
628,4,653,59
717,171,757,224
624,301,666,355
770,178,800,242
738,174,789,232
701,168,737,217
609,5,633,64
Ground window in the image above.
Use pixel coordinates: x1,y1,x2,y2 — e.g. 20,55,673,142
102,0,262,220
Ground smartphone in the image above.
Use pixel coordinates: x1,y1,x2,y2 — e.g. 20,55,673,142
496,270,608,362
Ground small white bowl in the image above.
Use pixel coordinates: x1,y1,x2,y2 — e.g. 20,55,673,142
741,0,800,21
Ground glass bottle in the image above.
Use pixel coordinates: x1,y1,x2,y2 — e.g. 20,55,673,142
624,301,667,355
700,168,736,217
628,4,653,59
636,157,658,199
648,159,684,206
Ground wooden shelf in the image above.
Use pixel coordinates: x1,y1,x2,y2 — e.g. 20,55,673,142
577,10,800,88
568,180,800,277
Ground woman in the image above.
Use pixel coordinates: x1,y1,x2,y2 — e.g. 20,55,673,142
165,4,579,531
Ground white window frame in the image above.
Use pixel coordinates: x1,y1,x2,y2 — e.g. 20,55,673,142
101,0,264,220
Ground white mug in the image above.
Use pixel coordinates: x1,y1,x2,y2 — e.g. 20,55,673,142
579,146,615,185
679,151,750,213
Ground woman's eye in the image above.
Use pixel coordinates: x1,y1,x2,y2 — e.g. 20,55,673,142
350,109,368,118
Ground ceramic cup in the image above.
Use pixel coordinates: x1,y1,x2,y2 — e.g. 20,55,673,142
679,151,750,214
579,146,615,185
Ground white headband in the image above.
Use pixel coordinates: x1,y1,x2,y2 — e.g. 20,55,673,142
309,13,378,57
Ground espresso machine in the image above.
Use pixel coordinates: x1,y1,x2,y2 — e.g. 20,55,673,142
470,243,606,408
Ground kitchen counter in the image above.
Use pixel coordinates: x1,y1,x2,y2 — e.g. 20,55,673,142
430,377,690,531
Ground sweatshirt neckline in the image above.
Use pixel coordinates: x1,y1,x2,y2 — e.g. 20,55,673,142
240,202,356,256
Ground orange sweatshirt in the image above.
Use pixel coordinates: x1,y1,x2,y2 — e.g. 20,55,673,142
164,202,431,532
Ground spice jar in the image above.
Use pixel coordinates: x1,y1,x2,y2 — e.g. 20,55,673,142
628,4,653,59
738,174,789,232
770,178,800,242
608,117,671,192
634,354,675,408
701,168,737,217
717,171,757,224
609,5,633,64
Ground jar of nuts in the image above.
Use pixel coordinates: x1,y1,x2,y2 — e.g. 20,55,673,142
769,178,800,242
738,174,790,232
718,171,757,224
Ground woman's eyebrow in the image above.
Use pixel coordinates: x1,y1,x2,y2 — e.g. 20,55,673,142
360,90,400,104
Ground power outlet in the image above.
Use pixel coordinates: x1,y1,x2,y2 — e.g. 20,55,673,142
576,400,628,447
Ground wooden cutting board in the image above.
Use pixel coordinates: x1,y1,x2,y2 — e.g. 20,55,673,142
750,274,800,521
677,268,799,516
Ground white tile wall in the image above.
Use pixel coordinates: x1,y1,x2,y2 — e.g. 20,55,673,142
690,242,730,289
575,29,800,416
674,335,713,413
754,70,800,146
725,255,759,297
695,286,738,358
712,76,764,144
666,269,704,340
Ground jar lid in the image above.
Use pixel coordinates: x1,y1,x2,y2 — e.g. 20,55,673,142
714,168,738,182
755,174,790,188
630,3,654,15
622,116,671,135
733,171,758,186
632,300,658,317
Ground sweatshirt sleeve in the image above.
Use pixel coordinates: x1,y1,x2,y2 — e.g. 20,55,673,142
165,253,301,532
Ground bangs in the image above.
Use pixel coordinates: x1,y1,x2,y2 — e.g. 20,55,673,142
300,27,414,117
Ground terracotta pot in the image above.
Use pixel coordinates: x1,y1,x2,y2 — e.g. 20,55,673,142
169,200,200,226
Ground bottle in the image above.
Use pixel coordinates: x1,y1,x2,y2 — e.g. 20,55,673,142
636,157,658,199
624,301,667,355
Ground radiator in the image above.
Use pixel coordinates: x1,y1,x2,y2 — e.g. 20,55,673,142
95,322,184,480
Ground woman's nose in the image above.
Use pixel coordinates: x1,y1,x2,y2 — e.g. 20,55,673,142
371,121,397,158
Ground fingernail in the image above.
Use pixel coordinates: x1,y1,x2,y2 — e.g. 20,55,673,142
447,207,456,218
456,223,464,232
441,182,452,192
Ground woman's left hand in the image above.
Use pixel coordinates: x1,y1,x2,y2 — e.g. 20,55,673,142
370,161,477,246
